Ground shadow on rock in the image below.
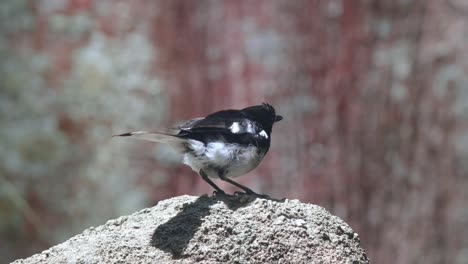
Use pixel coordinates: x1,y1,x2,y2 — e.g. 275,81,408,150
150,193,262,258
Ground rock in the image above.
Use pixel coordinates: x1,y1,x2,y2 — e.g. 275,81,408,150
11,195,369,264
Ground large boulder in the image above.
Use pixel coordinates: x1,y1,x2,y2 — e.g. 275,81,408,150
12,195,369,263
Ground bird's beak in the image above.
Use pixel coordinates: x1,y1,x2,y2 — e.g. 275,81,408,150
275,115,283,122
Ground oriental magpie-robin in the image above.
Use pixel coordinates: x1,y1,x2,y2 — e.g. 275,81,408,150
114,103,282,197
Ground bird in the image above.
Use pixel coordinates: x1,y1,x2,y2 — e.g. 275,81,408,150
113,103,283,197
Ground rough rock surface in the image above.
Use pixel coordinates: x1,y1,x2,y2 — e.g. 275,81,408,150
12,195,369,264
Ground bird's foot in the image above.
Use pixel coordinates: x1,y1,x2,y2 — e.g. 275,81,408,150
251,192,271,199
234,190,285,202
212,190,226,196
233,190,270,199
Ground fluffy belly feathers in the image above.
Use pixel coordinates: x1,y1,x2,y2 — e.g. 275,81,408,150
182,140,265,179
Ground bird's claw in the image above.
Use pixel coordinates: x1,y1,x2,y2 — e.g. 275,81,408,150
234,190,271,199
253,193,271,199
212,190,226,196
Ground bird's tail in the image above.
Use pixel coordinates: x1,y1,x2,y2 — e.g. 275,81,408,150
113,131,186,152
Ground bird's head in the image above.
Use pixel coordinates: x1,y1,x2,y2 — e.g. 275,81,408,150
242,103,283,134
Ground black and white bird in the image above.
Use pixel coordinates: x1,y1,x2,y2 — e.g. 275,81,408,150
114,103,282,197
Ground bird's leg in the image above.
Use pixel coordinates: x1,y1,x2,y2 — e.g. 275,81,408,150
218,173,270,199
199,170,225,195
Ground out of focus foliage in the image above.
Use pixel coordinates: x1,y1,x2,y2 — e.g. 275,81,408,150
1,1,468,263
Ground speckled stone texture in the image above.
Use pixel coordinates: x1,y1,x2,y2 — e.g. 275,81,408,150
11,195,369,264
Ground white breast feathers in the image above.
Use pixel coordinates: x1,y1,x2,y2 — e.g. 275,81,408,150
182,139,265,179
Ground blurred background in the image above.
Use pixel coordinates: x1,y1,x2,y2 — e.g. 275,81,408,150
1,0,468,263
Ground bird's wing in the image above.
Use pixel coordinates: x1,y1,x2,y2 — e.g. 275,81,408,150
178,110,260,135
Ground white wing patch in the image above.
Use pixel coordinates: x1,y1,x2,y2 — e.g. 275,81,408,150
259,130,268,139
229,121,261,135
230,122,241,133
246,122,255,133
